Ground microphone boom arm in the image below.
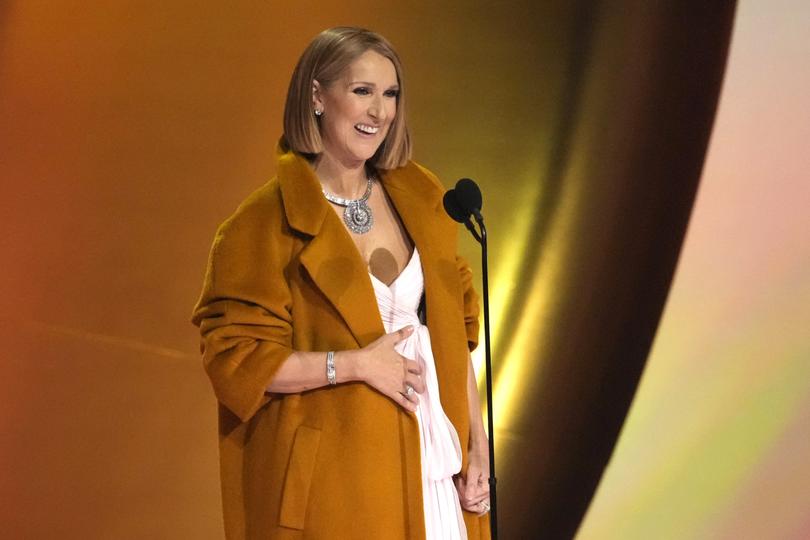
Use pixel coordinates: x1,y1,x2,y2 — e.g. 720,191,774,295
464,218,482,243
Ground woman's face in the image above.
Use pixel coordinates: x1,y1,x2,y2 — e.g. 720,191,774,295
313,50,399,168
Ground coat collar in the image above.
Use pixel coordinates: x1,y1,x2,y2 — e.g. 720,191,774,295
274,140,453,347
275,141,329,236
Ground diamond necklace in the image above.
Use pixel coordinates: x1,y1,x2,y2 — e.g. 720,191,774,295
322,175,374,234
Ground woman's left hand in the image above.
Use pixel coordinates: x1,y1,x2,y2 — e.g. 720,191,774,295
454,446,490,516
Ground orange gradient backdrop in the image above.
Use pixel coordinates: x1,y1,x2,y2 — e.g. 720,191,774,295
0,2,748,539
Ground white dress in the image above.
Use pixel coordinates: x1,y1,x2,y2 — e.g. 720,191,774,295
369,247,468,540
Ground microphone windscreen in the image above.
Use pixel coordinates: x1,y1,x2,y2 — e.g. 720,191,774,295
455,178,482,213
443,189,470,223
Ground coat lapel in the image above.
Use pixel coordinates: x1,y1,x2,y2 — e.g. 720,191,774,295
276,144,384,347
379,165,449,296
380,165,461,383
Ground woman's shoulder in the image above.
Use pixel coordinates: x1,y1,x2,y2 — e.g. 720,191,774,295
411,161,446,190
388,159,447,200
201,176,294,292
214,176,288,242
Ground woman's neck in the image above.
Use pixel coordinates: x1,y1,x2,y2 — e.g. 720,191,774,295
314,152,369,199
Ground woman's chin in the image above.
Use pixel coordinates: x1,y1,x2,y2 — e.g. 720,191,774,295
351,147,382,163
323,141,383,165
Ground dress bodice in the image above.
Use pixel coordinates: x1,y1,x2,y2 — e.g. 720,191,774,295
368,246,424,324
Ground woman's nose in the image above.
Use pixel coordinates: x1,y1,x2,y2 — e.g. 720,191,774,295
368,95,386,120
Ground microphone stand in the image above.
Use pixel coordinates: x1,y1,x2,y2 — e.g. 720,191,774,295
466,210,497,540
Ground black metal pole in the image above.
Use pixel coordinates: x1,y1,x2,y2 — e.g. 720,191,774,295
474,213,497,539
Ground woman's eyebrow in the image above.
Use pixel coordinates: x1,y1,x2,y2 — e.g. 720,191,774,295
350,81,400,89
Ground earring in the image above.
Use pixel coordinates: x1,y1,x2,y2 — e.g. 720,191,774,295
314,108,323,116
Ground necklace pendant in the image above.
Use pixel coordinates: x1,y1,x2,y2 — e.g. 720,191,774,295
344,200,373,234
322,176,375,234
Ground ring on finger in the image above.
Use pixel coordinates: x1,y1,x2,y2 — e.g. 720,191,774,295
405,385,414,397
481,501,490,512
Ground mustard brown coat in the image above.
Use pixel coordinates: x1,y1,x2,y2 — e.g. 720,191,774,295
191,141,489,539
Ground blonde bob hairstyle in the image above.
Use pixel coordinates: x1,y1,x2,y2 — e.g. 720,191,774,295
282,27,412,170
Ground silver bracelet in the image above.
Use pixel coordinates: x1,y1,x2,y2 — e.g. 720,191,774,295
326,351,337,385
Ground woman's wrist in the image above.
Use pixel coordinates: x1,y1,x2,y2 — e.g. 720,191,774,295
335,349,365,383
469,425,489,454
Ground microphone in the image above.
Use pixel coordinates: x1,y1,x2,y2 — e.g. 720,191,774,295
454,178,483,222
442,189,469,223
443,183,481,243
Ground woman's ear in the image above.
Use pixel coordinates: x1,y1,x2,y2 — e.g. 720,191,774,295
312,80,324,113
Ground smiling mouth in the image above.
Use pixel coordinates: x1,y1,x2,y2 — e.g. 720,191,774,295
355,124,379,135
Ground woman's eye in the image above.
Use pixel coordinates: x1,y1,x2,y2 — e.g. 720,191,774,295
384,90,400,98
353,87,370,95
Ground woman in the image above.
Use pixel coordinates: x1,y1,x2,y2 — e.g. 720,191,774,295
191,26,490,539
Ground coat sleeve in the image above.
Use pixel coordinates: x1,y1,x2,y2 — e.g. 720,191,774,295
190,218,294,423
456,254,481,352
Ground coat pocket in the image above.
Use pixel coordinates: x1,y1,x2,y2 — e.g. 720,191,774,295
279,425,322,530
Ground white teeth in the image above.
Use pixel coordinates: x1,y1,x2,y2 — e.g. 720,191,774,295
355,124,379,134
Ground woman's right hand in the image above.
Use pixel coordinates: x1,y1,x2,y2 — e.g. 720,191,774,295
355,326,425,412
